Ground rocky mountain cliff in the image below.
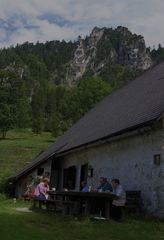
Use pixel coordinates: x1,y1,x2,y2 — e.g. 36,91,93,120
0,25,161,90
65,26,152,85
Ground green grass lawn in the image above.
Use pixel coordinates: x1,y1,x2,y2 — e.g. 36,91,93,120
0,129,54,180
0,199,164,240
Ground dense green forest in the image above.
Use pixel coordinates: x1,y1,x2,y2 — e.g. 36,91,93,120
0,69,113,138
0,28,164,139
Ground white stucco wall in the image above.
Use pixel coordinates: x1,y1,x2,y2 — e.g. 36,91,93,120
15,118,164,217
60,126,164,217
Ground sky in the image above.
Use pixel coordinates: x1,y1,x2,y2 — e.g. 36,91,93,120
0,0,164,49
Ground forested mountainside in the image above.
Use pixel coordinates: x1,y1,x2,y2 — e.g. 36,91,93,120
0,26,164,138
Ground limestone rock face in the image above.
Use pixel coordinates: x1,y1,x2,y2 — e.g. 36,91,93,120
116,27,152,70
66,27,105,85
66,26,152,86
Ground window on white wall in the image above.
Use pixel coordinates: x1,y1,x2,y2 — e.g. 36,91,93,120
37,168,44,176
63,166,76,189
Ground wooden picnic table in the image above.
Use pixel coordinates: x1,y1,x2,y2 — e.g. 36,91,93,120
48,190,116,218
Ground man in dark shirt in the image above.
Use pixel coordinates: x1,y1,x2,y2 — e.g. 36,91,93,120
97,177,113,192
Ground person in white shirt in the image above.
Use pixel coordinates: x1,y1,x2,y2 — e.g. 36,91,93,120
111,179,126,221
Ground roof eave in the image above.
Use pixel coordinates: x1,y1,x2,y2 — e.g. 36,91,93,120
12,116,162,182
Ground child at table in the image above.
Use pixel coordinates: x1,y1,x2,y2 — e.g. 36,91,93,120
34,177,49,200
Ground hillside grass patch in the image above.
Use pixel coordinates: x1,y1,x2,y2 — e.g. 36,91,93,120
0,199,164,240
0,129,54,187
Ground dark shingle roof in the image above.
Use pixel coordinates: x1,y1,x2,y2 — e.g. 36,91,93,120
14,62,164,179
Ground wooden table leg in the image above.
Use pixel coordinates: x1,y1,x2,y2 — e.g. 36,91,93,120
84,199,90,216
105,201,110,219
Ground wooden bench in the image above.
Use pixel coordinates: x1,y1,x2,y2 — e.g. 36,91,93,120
46,199,74,213
61,200,75,214
125,190,142,212
33,198,75,214
33,198,46,209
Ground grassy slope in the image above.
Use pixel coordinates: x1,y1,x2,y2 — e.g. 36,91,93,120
0,199,164,240
0,129,54,179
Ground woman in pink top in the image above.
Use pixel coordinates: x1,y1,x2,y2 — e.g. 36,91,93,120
34,177,49,200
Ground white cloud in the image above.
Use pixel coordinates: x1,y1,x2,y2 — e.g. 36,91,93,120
0,0,164,48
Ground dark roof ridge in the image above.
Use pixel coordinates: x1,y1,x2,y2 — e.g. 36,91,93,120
13,61,164,180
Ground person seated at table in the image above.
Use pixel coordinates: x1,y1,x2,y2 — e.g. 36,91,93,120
81,181,89,192
34,177,50,200
97,177,112,192
89,177,112,216
110,179,126,221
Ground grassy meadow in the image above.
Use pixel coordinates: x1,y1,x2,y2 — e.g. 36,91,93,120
0,198,164,240
0,129,54,182
0,130,164,239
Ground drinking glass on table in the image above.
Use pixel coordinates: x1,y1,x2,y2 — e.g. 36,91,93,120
98,189,103,193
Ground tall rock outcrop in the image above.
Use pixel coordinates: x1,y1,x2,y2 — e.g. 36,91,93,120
66,26,152,85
